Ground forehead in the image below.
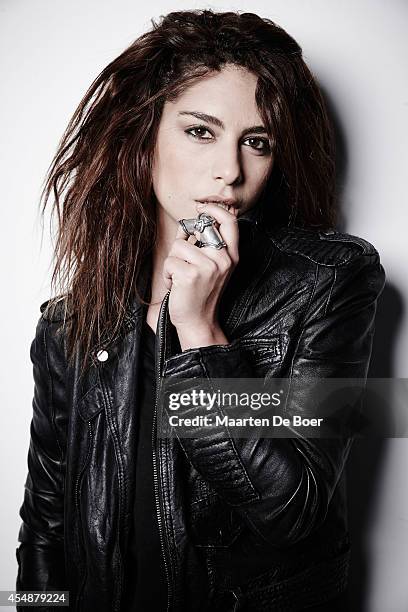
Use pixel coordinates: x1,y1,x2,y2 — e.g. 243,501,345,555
165,65,261,122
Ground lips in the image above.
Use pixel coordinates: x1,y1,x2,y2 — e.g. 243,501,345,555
195,196,238,213
196,196,237,206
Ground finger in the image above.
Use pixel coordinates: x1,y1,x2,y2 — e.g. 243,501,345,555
175,222,190,241
163,255,199,288
163,270,172,291
173,210,235,272
195,203,239,262
175,221,202,250
169,238,220,273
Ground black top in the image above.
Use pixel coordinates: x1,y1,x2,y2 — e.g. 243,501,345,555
122,319,168,611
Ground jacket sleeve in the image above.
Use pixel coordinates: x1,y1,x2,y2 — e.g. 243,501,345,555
16,314,68,600
162,251,386,547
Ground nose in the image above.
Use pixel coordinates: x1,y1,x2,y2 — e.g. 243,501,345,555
211,143,243,186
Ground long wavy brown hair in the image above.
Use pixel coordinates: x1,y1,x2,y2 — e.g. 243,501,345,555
40,9,337,374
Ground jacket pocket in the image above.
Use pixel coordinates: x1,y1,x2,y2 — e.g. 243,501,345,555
77,384,105,422
189,492,245,548
238,335,282,374
238,546,351,610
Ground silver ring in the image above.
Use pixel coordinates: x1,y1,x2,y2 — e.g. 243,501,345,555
178,213,227,249
196,238,227,250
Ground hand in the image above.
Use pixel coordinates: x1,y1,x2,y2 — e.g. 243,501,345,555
162,202,239,350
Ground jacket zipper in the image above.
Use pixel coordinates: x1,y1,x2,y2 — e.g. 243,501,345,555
152,289,173,612
99,370,124,612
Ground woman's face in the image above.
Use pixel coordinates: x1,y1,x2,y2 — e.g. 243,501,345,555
151,64,274,223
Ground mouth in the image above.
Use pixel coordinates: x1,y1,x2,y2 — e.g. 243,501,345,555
195,198,238,214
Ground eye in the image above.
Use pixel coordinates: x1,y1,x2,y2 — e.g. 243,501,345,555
184,126,272,155
184,126,213,140
243,137,272,154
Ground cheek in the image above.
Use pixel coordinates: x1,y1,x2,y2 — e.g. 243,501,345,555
154,135,192,187
153,131,203,200
152,141,194,211
247,164,272,195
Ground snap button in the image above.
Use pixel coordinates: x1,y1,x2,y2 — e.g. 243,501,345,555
96,349,109,362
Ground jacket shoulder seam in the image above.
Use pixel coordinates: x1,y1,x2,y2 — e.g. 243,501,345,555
265,226,379,267
40,294,75,322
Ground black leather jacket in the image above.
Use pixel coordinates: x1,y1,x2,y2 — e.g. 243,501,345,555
16,207,386,611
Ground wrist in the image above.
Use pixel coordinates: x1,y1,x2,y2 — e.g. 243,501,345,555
175,322,229,351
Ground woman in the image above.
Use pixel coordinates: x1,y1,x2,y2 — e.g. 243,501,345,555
16,9,385,612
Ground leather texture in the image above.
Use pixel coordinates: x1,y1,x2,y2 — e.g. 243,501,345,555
16,206,386,611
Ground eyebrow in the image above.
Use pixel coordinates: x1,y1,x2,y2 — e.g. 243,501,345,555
178,110,268,136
